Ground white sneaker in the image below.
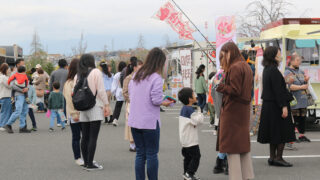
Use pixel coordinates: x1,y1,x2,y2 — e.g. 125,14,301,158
213,130,217,136
112,119,118,127
75,158,84,166
57,123,62,127
0,127,6,131
86,162,103,171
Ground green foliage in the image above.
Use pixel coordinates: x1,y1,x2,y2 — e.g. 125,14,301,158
110,60,117,74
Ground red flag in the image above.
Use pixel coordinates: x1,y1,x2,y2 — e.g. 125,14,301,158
153,1,195,40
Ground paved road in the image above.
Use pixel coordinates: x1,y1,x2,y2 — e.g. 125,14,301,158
1,104,320,180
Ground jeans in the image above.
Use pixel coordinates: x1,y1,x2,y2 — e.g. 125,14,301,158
218,152,227,160
131,122,160,180
37,102,45,111
0,97,12,127
70,122,82,160
182,145,201,176
50,109,65,128
6,95,28,128
81,121,101,167
197,94,207,113
28,108,37,128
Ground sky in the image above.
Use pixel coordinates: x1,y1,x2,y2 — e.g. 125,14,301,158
0,0,319,55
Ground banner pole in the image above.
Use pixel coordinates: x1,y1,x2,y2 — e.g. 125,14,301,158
171,0,215,51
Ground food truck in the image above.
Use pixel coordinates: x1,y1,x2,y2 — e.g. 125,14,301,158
259,18,320,126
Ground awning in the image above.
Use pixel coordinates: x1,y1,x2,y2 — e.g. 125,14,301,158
295,39,316,48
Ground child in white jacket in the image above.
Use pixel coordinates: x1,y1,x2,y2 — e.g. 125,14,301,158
178,87,204,180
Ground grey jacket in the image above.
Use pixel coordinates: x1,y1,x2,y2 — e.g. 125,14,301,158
49,68,68,91
11,81,27,97
211,81,223,119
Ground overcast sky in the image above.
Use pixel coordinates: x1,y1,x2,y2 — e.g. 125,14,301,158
0,0,318,55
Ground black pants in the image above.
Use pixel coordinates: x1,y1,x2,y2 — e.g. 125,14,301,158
294,116,306,134
81,121,101,167
197,94,206,113
112,101,124,121
182,145,201,175
71,123,82,160
28,108,37,128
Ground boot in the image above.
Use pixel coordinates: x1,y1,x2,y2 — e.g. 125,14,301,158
4,125,14,134
224,157,229,175
19,126,31,133
213,157,224,174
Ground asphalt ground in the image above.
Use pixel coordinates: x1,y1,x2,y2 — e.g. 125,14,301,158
0,103,320,180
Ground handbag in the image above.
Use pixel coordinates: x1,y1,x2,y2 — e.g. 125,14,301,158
36,89,45,97
288,69,315,106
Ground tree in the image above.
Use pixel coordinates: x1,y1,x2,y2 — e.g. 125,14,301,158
44,62,55,75
72,32,87,56
30,30,43,55
110,60,117,74
238,0,292,37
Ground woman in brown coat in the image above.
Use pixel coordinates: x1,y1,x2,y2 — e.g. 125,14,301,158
214,42,254,180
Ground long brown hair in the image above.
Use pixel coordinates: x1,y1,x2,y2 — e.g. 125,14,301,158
133,47,166,83
67,58,80,80
220,41,244,72
0,63,9,75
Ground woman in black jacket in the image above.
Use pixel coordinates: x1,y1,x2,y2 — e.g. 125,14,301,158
257,46,296,167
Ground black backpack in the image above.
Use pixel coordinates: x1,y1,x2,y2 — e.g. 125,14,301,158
72,69,97,111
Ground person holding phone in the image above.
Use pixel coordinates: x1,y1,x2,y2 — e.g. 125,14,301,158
128,48,173,180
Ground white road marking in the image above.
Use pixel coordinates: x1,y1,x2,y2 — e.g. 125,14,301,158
252,155,320,159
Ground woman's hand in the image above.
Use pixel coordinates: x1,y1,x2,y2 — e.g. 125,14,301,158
161,100,174,107
282,106,288,119
305,75,310,82
104,105,111,117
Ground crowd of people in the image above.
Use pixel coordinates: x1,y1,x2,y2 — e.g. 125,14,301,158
0,42,315,180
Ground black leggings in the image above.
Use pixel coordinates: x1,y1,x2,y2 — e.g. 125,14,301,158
293,116,306,134
112,101,124,121
81,121,101,167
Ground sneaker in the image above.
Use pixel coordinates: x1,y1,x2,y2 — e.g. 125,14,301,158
75,158,85,166
57,124,62,127
31,127,37,131
4,125,14,133
213,157,224,174
160,107,165,112
112,119,118,127
284,143,298,151
86,163,103,171
0,127,6,131
299,136,311,142
213,130,217,136
19,127,31,133
49,128,54,132
183,172,199,180
129,148,136,152
61,127,66,131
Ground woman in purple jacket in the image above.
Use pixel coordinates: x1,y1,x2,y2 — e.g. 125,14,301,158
128,48,173,180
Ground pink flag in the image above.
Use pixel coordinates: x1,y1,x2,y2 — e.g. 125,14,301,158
153,1,195,40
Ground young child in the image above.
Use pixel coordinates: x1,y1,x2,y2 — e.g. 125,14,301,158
48,82,65,132
8,66,30,104
178,87,204,180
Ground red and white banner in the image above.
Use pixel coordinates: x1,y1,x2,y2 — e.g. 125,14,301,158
215,16,236,70
180,49,192,88
153,1,195,40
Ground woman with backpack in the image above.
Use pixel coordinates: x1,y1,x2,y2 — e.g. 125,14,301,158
128,48,173,180
73,54,110,171
109,61,127,126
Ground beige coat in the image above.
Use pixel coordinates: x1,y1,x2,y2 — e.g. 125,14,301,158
34,74,47,90
63,80,79,120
